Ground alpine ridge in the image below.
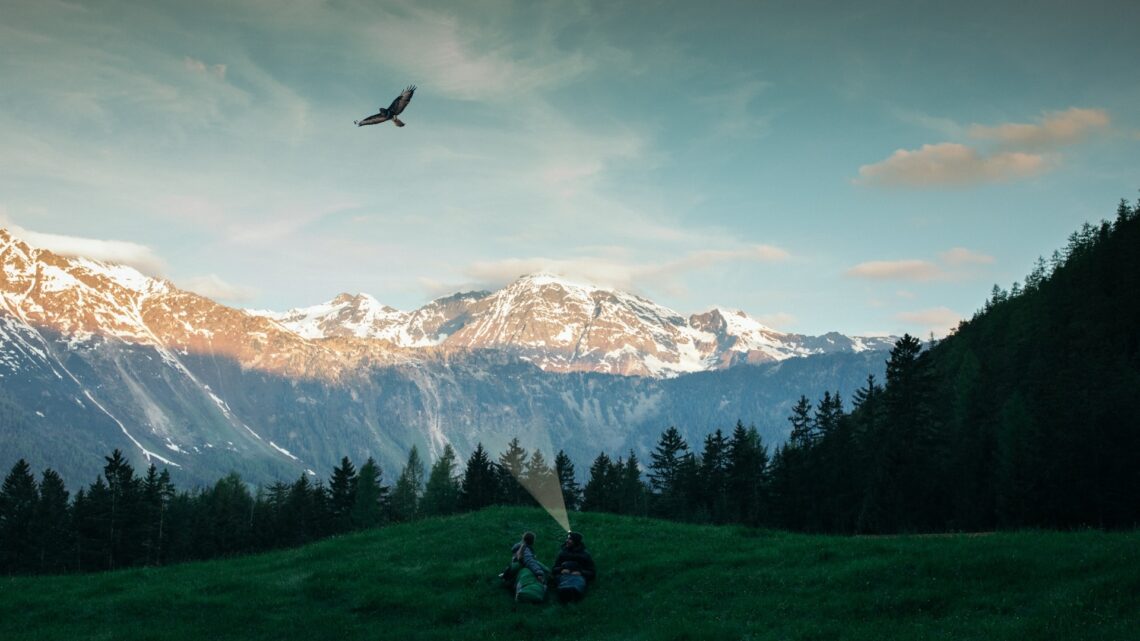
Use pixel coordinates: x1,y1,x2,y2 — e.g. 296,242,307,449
0,229,891,487
256,272,895,378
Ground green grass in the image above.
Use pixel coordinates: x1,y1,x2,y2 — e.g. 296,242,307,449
1,507,1137,640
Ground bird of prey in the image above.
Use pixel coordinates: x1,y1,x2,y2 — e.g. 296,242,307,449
355,85,416,127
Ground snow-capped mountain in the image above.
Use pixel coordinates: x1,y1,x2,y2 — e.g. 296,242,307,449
258,273,894,377
0,228,892,488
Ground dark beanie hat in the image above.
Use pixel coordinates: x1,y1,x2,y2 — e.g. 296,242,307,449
568,531,583,544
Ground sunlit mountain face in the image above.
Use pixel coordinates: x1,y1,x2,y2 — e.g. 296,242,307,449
0,229,889,487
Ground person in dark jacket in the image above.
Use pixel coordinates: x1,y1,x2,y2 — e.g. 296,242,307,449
551,531,595,602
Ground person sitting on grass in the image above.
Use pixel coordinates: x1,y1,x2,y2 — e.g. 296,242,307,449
552,531,595,603
500,531,548,603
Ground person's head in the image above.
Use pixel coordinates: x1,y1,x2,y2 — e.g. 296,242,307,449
566,531,583,547
522,531,535,547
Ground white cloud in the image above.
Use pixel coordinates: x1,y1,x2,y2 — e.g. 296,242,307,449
365,6,591,103
179,274,257,303
5,224,166,276
456,243,791,297
896,307,962,338
694,79,773,139
856,143,1050,187
939,247,995,266
184,56,227,80
969,107,1110,149
757,312,796,329
845,260,945,281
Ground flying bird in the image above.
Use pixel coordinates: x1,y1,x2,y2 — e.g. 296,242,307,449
355,85,416,128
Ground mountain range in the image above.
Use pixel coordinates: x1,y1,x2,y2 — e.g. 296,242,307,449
0,228,891,486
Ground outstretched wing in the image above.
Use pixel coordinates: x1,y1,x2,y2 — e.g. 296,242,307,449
387,85,415,116
356,110,391,126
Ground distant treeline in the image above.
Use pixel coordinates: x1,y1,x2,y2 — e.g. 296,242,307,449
3,197,1138,575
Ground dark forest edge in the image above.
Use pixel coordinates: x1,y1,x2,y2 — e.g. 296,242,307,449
3,195,1138,576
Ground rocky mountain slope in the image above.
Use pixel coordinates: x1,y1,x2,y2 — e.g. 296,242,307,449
0,229,891,487
257,273,894,377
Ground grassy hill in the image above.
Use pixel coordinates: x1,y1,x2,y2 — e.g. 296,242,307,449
1,507,1136,641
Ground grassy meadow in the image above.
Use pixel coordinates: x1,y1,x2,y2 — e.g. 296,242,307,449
1,507,1136,641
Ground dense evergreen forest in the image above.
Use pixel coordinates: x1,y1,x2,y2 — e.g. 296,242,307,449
2,198,1137,575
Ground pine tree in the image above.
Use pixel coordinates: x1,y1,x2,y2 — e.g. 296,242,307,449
726,421,769,526
554,450,581,512
698,429,730,523
391,446,425,522
139,465,174,566
422,445,461,517
873,334,942,531
102,450,142,569
75,476,112,571
34,468,71,574
813,391,843,440
521,449,559,511
495,438,529,505
617,451,649,516
202,472,255,557
788,396,815,447
351,457,389,529
327,457,359,533
648,426,691,517
283,474,322,545
0,459,38,573
582,452,617,513
459,443,498,512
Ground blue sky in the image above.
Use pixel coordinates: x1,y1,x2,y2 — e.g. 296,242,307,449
2,0,1137,337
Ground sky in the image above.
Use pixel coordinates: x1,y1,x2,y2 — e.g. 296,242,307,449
2,0,1138,338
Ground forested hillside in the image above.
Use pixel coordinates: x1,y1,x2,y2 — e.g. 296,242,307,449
764,198,1140,532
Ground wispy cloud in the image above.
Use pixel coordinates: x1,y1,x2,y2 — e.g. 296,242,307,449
939,247,995,266
757,311,796,329
845,259,945,281
896,307,962,338
859,106,1109,188
179,274,257,303
4,223,166,276
365,5,591,103
847,246,996,282
184,56,227,80
969,107,1110,150
455,243,791,297
694,79,773,139
855,143,1050,187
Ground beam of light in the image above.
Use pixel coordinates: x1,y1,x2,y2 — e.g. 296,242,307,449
507,450,570,532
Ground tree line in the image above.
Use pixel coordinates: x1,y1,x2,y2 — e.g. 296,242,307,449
3,197,1137,575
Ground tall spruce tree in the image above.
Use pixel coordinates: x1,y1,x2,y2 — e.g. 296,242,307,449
582,452,617,513
34,468,71,574
618,451,649,516
391,446,425,522
0,459,38,574
554,450,581,512
459,443,498,512
327,457,359,533
521,449,558,510
726,421,769,526
496,438,530,505
101,450,141,569
788,396,815,448
648,426,691,518
422,445,461,517
351,457,389,529
698,429,731,523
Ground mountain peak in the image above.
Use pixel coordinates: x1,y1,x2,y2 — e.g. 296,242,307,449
508,272,601,292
